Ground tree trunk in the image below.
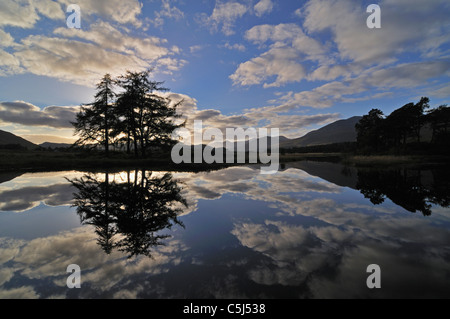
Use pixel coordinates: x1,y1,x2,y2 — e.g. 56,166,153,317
105,110,109,156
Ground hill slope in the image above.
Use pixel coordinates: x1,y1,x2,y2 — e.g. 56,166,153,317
0,130,39,150
280,116,362,148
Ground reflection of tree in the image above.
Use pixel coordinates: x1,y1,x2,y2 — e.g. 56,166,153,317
68,170,187,258
356,168,450,216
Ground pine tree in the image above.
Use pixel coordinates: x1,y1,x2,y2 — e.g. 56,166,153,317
72,74,116,155
116,70,184,157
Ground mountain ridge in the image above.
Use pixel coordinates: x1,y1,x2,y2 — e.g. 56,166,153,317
0,116,363,151
0,130,39,150
279,116,362,149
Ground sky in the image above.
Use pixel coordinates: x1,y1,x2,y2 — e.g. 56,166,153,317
0,0,449,144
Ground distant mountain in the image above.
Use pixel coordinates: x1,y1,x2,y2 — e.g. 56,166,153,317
39,142,73,149
280,116,362,149
224,135,290,152
0,130,38,150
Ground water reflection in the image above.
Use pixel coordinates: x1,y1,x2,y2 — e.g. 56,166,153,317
68,171,187,258
0,163,449,298
285,161,450,216
355,168,450,216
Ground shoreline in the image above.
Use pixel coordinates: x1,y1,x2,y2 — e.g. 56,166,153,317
0,150,449,173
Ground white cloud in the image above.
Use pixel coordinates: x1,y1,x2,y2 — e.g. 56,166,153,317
0,29,15,47
230,24,327,88
223,42,246,52
152,0,184,28
0,49,22,76
189,45,204,53
278,59,450,109
303,0,450,64
0,0,142,29
230,46,306,87
254,0,273,17
200,1,248,36
232,0,450,110
0,1,182,86
163,91,340,139
9,21,183,86
34,0,65,20
0,0,40,28
58,0,143,27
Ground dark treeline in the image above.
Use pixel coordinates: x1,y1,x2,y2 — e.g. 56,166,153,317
72,70,184,158
355,97,450,155
280,142,357,154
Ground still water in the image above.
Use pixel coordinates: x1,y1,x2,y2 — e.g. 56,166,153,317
0,161,449,299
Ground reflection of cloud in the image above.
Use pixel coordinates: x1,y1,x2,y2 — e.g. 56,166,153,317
0,286,39,299
2,167,450,298
230,194,450,298
175,166,343,217
1,225,188,298
0,183,74,212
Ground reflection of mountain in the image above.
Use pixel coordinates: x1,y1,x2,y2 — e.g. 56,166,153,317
0,171,24,185
285,161,450,216
68,171,187,257
284,161,358,189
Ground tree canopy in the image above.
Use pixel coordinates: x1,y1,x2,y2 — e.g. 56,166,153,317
355,97,450,155
72,70,184,157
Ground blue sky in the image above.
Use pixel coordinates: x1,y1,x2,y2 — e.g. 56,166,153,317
0,0,449,143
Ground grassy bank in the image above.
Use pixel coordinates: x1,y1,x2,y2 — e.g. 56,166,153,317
342,154,450,167
0,150,234,173
1,150,448,173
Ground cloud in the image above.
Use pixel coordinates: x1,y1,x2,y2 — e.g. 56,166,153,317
231,0,450,110
0,49,22,76
230,23,327,88
0,29,15,47
58,0,143,27
189,45,204,54
367,59,450,89
0,101,78,128
231,46,306,88
303,0,450,63
0,286,39,299
9,20,184,86
254,0,273,17
0,2,182,86
277,59,450,109
0,0,142,29
223,42,246,52
163,91,341,139
152,0,184,28
0,0,41,28
200,1,248,36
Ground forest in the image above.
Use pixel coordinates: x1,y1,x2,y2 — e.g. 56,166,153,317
355,97,450,155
